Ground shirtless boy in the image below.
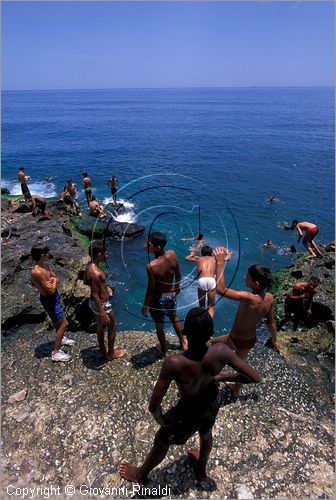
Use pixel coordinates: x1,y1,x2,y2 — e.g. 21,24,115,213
185,242,216,318
89,196,106,219
211,247,279,396
107,175,118,203
84,241,126,361
286,220,322,259
67,178,82,216
17,166,31,198
142,232,188,356
278,277,320,330
31,244,75,362
119,307,260,484
25,193,47,216
82,172,93,206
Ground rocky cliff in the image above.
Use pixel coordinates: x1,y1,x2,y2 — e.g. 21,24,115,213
1,196,334,499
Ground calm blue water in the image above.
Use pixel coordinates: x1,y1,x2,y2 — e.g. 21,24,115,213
2,88,334,336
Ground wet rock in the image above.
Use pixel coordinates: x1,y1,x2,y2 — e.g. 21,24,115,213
1,187,10,195
73,214,145,240
8,389,27,403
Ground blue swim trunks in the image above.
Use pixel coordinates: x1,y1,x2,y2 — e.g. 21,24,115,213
40,291,65,324
149,294,177,323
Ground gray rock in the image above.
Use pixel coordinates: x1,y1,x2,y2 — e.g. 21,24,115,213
8,389,27,403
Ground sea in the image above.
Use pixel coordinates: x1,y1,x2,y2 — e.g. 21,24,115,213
2,87,334,338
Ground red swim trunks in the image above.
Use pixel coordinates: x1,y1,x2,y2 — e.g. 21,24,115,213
229,336,256,351
303,226,318,245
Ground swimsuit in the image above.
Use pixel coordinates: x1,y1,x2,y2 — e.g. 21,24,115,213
158,380,220,445
21,183,31,197
303,226,319,245
149,294,177,323
39,291,65,324
89,299,113,316
198,277,216,292
229,335,256,351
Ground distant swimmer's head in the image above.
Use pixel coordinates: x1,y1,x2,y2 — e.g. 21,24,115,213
266,240,273,247
91,196,96,201
246,265,272,291
67,177,72,183
82,172,88,177
31,243,50,262
146,232,167,253
201,245,213,256
290,245,297,253
196,233,203,240
183,307,213,348
19,166,25,172
89,240,107,261
291,219,299,228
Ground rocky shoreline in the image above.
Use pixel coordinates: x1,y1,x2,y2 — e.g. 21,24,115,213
1,196,335,499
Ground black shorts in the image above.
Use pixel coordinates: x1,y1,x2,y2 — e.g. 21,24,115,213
157,381,220,445
149,294,177,323
21,183,31,197
285,296,305,315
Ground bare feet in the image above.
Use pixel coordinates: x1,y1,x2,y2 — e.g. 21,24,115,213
155,344,166,357
119,461,145,483
187,448,208,481
106,348,127,361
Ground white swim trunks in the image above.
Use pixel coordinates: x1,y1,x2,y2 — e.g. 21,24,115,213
198,277,216,292
89,299,113,316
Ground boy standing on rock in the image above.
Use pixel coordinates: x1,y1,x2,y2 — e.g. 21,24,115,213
17,166,31,198
31,244,74,362
119,307,260,483
211,247,280,397
82,172,93,206
84,241,126,361
142,231,188,356
185,242,217,318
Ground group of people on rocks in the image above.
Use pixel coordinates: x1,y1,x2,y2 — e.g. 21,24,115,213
16,166,324,484
17,166,119,219
29,231,271,483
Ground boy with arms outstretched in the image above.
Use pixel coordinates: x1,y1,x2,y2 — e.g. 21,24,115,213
212,247,280,396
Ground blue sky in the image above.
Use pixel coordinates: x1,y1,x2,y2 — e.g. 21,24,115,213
2,1,334,90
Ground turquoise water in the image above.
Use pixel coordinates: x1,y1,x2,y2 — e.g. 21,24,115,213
2,88,334,335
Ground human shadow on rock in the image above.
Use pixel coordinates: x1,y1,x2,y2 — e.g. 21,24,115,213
35,341,54,359
80,346,108,371
130,347,163,369
133,455,217,499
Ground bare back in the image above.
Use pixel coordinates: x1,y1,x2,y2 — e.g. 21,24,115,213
197,256,216,278
231,292,274,339
84,262,110,302
150,250,180,297
83,177,92,189
297,221,317,231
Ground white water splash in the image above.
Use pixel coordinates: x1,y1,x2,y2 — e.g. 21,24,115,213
2,179,57,197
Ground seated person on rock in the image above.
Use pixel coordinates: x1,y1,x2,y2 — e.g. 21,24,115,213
278,277,320,331
211,247,280,397
89,196,106,219
119,307,260,484
25,193,47,216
